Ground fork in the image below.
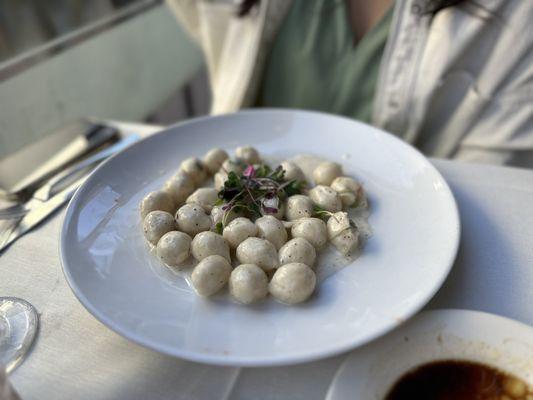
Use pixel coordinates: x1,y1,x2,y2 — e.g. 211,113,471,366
0,219,20,247
0,135,139,220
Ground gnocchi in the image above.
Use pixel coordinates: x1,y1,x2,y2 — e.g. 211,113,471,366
313,161,342,186
291,217,328,249
269,263,317,304
164,173,195,207
175,204,211,236
309,185,342,212
285,195,314,221
280,161,305,182
143,210,175,245
180,157,207,185
191,255,232,296
186,187,218,213
229,264,269,304
327,212,359,256
140,190,174,218
156,231,192,266
331,176,361,207
220,159,243,175
235,145,260,164
236,237,279,272
203,148,229,175
214,171,228,190
141,147,368,307
223,217,257,249
255,215,287,250
191,231,231,262
279,238,316,267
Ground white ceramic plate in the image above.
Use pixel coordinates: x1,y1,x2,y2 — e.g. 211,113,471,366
326,309,533,400
60,109,460,366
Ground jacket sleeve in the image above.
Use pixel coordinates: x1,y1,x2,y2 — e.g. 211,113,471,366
454,85,533,168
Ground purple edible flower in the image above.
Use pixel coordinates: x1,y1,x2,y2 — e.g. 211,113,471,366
243,164,255,178
261,195,279,215
262,206,278,214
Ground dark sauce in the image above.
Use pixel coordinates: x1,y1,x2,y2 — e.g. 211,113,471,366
385,360,532,400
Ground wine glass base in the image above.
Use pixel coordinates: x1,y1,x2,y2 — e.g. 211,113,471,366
0,297,39,373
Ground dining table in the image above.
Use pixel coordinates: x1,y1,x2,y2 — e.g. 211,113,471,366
1,121,532,400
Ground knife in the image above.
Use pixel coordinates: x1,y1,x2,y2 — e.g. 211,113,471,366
0,134,139,220
0,175,88,254
0,134,140,253
1,120,120,202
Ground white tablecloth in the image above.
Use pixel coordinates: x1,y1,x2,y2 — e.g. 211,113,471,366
1,123,532,400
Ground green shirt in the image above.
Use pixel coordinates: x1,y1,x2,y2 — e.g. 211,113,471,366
257,0,393,123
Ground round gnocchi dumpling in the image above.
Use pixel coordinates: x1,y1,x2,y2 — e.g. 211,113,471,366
229,264,269,304
269,263,316,304
330,228,359,256
309,185,342,212
180,157,207,186
143,210,175,245
331,176,361,207
210,204,242,228
326,211,351,238
163,173,195,207
285,195,314,221
278,238,316,267
222,217,257,249
255,215,287,250
236,237,279,272
291,217,328,249
327,212,359,256
140,190,174,218
220,159,243,175
210,205,225,227
313,161,342,186
191,255,232,296
280,161,305,182
191,231,230,262
156,231,192,266
175,204,211,236
203,148,229,175
235,145,260,164
186,188,218,213
214,171,228,190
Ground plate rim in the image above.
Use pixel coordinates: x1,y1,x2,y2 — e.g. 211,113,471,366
60,108,461,367
325,308,533,400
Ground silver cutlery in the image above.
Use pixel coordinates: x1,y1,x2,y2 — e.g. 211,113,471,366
0,135,139,220
0,135,140,253
0,174,88,253
0,120,120,202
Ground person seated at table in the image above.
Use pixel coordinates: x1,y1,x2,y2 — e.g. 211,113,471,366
166,0,533,168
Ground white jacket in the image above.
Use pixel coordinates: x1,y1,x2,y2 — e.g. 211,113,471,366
166,0,533,167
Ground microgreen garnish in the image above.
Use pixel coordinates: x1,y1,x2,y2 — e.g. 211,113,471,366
216,163,304,230
313,205,334,220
